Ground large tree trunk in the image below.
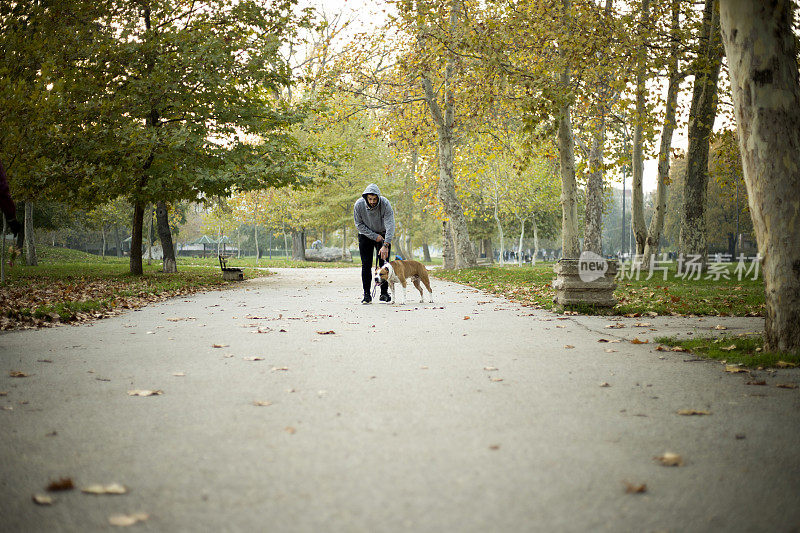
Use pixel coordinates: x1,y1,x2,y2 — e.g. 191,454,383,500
146,206,154,265
155,201,177,273
130,201,145,275
584,132,604,255
643,0,682,267
557,93,579,259
442,221,455,269
24,201,37,266
422,240,431,262
631,0,651,257
420,0,477,269
291,229,306,260
720,0,800,353
1,218,6,283
680,0,723,267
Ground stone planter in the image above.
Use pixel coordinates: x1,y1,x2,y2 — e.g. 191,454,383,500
304,247,352,262
553,257,618,307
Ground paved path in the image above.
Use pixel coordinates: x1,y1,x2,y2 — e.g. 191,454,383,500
1,267,798,532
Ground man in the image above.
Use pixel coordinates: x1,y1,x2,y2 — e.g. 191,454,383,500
354,183,395,304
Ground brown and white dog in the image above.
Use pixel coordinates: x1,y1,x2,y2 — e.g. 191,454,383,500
374,260,434,305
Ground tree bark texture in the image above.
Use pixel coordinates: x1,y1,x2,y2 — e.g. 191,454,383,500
517,218,526,266
24,201,37,266
680,0,723,265
584,132,604,255
631,0,651,257
442,221,455,270
720,0,800,353
558,0,580,260
156,201,177,273
494,201,505,264
130,201,145,275
291,229,306,261
532,218,539,264
643,0,682,266
422,241,431,263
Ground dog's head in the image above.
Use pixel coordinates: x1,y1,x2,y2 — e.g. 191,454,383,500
374,263,392,285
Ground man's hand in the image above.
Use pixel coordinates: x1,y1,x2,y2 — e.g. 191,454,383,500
375,235,384,243
379,244,389,261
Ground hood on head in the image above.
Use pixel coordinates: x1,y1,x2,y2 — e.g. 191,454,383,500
362,184,381,209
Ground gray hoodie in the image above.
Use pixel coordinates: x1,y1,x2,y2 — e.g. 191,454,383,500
354,184,395,245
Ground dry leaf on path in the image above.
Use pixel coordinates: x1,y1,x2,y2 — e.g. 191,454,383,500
714,325,728,330
253,401,272,407
463,316,471,320
720,344,737,351
724,365,748,374
746,380,767,386
271,366,289,372
242,356,264,361
109,513,149,527
634,323,652,327
484,366,498,371
600,382,611,387
598,339,610,343
490,377,503,382
630,338,649,344
172,372,186,377
654,452,684,466
316,330,335,335
47,478,74,491
677,409,710,416
605,323,626,329
776,383,798,389
776,361,798,368
32,494,54,505
9,371,29,378
671,346,689,352
564,345,575,349
605,349,617,353
623,481,647,494
127,390,163,397
284,427,296,434
211,343,229,348
82,483,127,495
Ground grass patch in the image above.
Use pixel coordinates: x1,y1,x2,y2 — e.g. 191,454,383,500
432,262,765,317
654,335,799,369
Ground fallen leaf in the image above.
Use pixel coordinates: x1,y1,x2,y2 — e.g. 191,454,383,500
634,323,652,327
484,366,499,371
490,378,503,382
776,383,798,389
420,366,429,370
253,401,272,406
0,391,7,396
564,345,575,349
489,444,500,450
211,343,229,348
81,483,127,495
223,353,234,358
605,323,626,329
463,316,471,320
109,513,149,527
623,481,647,494
714,325,728,330
172,372,186,377
47,478,75,491
720,344,737,351
9,371,29,378
242,356,264,361
127,390,163,397
316,330,335,335
671,346,688,352
37,359,53,363
605,349,617,353
597,339,610,343
284,426,296,434
746,380,767,386
776,361,798,368
600,382,611,387
724,365,748,374
32,494,54,505
655,345,666,351
271,366,289,372
654,452,684,466
630,338,649,344
677,409,710,416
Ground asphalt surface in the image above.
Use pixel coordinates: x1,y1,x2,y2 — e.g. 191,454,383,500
1,267,799,532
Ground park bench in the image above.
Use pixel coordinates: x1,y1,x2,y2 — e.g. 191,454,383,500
218,254,243,281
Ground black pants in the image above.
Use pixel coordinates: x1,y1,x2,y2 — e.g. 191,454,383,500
359,233,390,296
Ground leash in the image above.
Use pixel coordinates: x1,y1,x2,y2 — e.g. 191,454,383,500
371,241,382,300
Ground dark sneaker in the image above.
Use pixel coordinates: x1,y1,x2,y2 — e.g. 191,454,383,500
379,293,391,303
361,294,372,304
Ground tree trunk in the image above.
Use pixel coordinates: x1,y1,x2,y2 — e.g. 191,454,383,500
130,201,145,275
680,0,723,267
291,229,306,260
254,225,259,265
631,0,651,257
643,0,682,268
24,201,37,266
532,217,540,264
517,218,526,266
146,205,154,265
422,241,431,263
420,0,477,269
584,132,604,255
155,201,177,273
101,225,106,258
114,224,122,257
720,0,800,353
442,221,455,269
1,217,6,283
494,201,505,265
237,226,240,259
341,222,347,259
